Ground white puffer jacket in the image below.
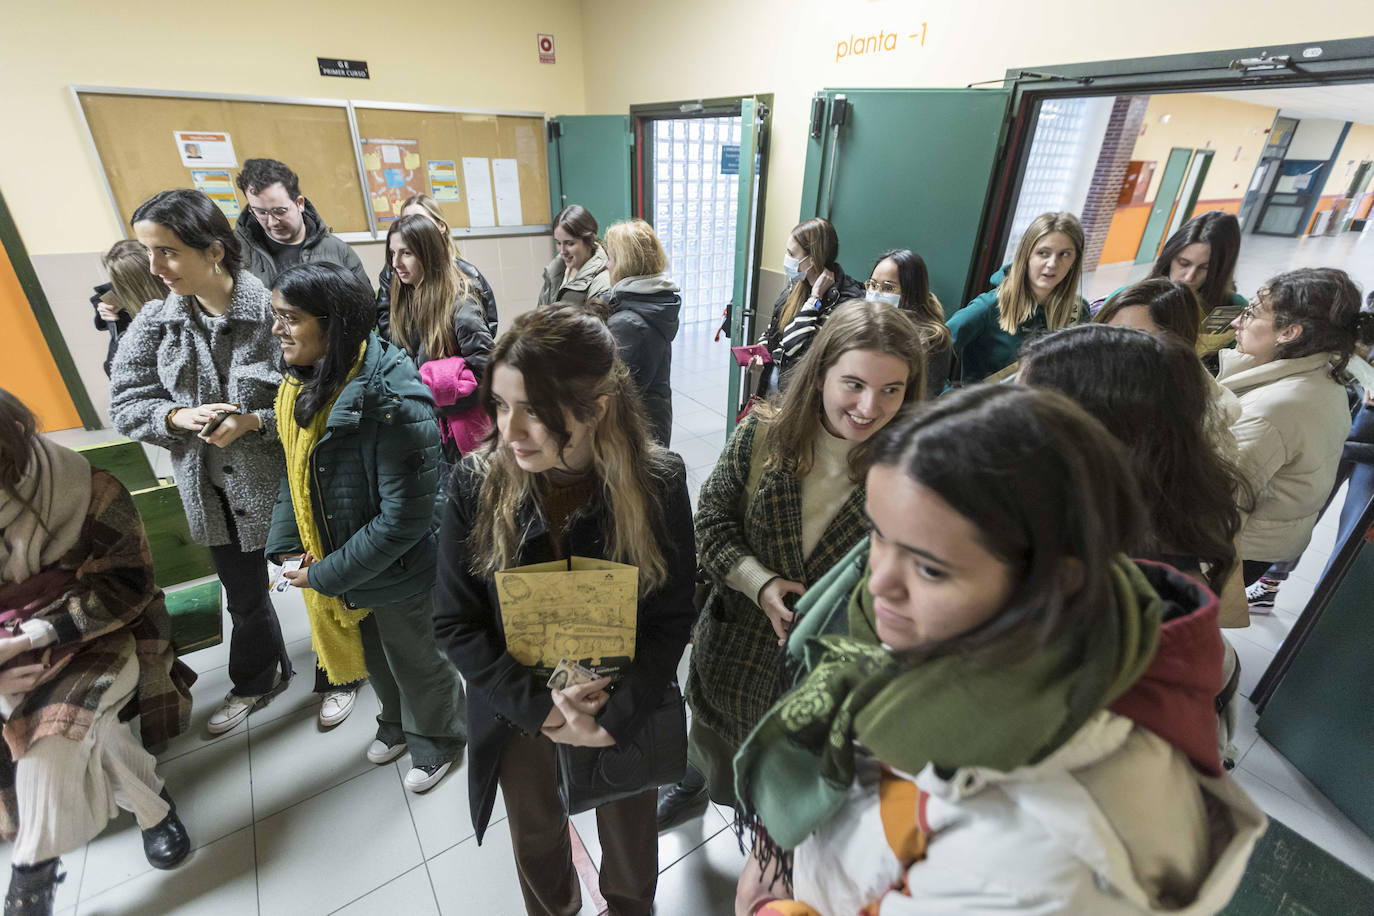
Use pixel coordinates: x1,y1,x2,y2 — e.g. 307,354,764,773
790,711,1266,915
1218,350,1350,561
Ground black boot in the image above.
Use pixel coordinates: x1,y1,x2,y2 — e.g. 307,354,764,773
4,859,63,916
656,765,709,832
142,791,191,870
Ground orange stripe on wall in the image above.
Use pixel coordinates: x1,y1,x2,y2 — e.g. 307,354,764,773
0,241,81,432
1099,204,1151,265
1190,198,1242,217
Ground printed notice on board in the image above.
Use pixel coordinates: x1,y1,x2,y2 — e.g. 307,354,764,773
360,138,422,228
191,170,241,219
174,131,237,168
427,160,460,201
462,157,497,227
492,158,523,226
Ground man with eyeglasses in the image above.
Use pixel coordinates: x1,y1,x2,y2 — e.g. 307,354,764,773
234,158,371,292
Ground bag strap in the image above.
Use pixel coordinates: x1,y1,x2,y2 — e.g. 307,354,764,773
741,419,770,518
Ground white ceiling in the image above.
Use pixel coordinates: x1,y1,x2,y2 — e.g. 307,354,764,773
1201,84,1374,126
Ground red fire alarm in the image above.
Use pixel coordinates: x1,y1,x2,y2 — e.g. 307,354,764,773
538,34,556,65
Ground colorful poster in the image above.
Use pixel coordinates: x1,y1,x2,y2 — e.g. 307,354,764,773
174,130,236,168
359,138,422,228
190,169,241,219
462,157,497,228
427,160,460,202
492,158,523,226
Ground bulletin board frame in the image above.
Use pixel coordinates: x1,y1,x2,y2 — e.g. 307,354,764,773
70,85,553,244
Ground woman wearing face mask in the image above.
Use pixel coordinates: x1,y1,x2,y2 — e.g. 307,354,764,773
865,248,952,393
265,262,467,794
1220,268,1374,587
758,218,865,391
946,211,1087,385
375,194,499,336
733,386,1265,916
660,301,925,830
110,189,293,737
434,306,695,915
537,205,612,307
1092,211,1244,319
385,213,496,465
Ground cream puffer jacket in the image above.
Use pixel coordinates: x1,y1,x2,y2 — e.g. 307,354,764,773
1218,350,1351,561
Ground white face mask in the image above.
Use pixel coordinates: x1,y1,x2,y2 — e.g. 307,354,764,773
783,253,806,283
865,290,901,308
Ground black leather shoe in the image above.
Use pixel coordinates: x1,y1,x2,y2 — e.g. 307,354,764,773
656,778,709,832
142,796,191,870
4,859,63,916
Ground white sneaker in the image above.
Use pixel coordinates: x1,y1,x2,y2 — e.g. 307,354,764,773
207,692,262,735
366,739,408,764
318,690,357,728
404,761,452,793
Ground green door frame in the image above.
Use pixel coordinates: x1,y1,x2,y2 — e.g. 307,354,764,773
0,190,100,429
1134,147,1193,263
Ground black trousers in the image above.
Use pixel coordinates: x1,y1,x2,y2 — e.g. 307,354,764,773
207,491,293,697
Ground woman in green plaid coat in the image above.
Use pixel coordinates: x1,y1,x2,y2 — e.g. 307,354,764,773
664,301,928,822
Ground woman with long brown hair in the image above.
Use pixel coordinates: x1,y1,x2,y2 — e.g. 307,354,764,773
946,211,1087,384
434,306,695,915
538,205,612,307
661,300,925,829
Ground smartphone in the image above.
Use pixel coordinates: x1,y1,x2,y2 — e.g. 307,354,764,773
198,406,240,440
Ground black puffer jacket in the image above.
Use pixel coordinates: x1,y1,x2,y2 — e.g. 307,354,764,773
234,199,370,292
605,274,682,446
760,261,865,390
376,258,498,336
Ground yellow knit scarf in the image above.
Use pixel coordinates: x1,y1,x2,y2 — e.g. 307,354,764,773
275,342,370,685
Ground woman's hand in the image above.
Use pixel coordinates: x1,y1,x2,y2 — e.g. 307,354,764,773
0,634,33,667
170,403,239,433
811,268,835,301
203,411,261,448
97,301,122,323
735,847,791,916
0,649,49,695
542,677,615,747
282,552,315,588
758,578,805,646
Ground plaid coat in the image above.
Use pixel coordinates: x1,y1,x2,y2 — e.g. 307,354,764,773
687,414,866,751
0,469,195,840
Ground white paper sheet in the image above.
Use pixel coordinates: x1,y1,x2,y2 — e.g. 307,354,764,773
462,157,496,227
492,158,523,226
173,130,237,168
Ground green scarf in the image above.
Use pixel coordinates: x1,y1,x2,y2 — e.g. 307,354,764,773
733,540,1161,850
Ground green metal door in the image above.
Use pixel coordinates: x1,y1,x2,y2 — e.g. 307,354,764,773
799,89,1011,311
726,97,767,434
546,115,633,230
1134,147,1192,264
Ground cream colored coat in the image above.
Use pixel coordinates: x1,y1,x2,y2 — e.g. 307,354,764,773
1218,351,1350,561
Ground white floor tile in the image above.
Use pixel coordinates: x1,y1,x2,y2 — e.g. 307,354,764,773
426,818,531,916
675,409,729,439
330,864,438,916
155,664,241,764
1231,695,1262,766
75,826,256,916
400,749,505,860
651,825,747,916
1227,631,1277,699
158,731,253,851
255,767,423,916
674,435,727,474
1231,767,1374,879
247,693,385,820
0,840,85,914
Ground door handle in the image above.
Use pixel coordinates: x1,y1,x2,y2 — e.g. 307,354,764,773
822,95,849,220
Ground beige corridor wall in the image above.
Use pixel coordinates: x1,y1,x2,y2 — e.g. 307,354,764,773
1129,94,1278,206
0,0,584,426
579,0,1374,281
1320,122,1374,197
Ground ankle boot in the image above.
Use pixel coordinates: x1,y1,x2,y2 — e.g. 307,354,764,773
142,791,191,870
4,859,63,916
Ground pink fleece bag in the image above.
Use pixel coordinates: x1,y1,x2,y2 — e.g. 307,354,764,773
418,356,491,455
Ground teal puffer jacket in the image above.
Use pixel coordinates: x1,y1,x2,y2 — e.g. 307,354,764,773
265,333,443,611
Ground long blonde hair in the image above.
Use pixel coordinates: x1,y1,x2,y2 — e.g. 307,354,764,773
470,306,674,592
605,219,668,285
756,299,926,481
775,217,839,332
101,239,168,318
996,212,1084,334
387,213,476,358
398,193,465,261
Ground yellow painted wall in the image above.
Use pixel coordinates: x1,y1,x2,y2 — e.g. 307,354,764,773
1322,121,1374,197
1128,94,1278,204
579,0,1374,269
0,0,587,257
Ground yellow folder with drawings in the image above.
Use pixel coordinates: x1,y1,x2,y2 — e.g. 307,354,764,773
495,557,638,680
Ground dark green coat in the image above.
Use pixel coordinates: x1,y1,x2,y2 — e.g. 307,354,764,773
687,413,867,754
265,334,442,611
947,266,1090,384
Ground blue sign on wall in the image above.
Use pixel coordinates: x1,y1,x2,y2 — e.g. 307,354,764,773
720,145,740,175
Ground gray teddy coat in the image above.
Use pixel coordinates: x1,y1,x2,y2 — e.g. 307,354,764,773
108,270,285,551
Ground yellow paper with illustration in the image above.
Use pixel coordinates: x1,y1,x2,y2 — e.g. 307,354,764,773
495,557,638,679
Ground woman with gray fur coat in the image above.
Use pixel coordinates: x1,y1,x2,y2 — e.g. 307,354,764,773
110,189,292,737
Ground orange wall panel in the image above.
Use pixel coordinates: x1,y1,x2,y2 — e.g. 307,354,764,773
1190,198,1242,217
1099,204,1152,265
0,241,81,432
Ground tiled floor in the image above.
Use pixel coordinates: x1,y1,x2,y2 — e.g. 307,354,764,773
17,321,1374,913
